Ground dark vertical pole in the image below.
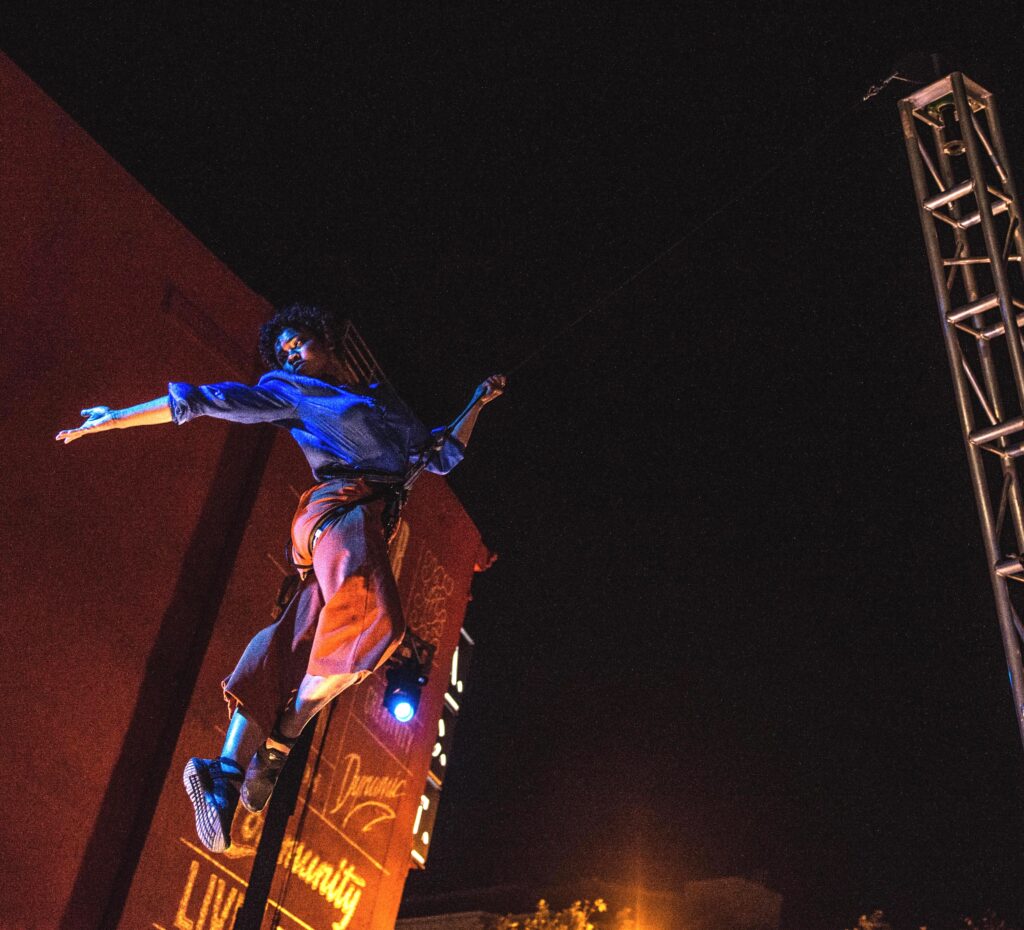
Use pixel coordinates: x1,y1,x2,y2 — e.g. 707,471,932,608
233,725,316,930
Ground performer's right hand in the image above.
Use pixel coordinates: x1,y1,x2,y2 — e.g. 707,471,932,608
473,374,507,406
56,406,119,444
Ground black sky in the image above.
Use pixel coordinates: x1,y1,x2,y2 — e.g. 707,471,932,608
7,3,1024,927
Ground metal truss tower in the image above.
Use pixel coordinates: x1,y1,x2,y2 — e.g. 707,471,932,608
901,73,1024,752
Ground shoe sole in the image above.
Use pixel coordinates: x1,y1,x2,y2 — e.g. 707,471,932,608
240,778,273,814
238,786,264,815
183,758,230,853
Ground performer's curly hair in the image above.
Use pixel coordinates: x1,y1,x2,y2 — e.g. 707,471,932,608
257,304,347,370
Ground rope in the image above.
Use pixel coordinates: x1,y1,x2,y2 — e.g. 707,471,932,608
404,394,478,491
503,68,927,379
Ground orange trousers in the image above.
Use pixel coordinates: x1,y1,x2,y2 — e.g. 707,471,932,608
222,488,405,736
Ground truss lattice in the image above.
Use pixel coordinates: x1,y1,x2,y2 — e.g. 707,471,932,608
901,73,1024,750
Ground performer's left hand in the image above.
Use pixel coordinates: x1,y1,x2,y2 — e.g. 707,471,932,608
56,406,119,444
473,374,507,406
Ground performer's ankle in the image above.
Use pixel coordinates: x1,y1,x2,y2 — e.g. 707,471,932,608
217,756,245,782
264,726,298,756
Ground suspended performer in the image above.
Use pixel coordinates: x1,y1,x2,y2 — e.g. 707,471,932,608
56,304,505,853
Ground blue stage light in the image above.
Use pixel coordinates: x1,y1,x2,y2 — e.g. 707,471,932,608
392,700,416,722
384,663,427,723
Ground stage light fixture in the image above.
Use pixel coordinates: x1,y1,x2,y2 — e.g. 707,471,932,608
384,662,428,723
381,630,434,723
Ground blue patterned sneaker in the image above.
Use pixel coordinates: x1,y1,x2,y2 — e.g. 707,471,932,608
183,757,243,853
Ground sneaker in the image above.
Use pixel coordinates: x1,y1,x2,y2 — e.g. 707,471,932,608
241,743,291,813
183,757,242,853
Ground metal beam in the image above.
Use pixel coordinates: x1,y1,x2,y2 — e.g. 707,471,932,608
900,73,1024,755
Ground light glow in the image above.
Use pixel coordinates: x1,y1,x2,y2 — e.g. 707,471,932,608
392,700,415,722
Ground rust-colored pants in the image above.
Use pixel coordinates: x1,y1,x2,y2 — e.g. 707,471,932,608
222,485,405,736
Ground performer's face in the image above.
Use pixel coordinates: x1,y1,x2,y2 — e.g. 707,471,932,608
275,327,341,382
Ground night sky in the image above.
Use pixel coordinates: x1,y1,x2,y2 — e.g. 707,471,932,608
8,3,1024,927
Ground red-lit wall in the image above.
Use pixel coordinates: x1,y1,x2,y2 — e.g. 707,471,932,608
118,476,486,930
0,52,487,930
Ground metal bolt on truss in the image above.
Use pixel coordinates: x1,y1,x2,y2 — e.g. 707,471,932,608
900,73,1024,752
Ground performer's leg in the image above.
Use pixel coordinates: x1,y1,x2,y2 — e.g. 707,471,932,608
276,670,367,738
182,711,266,853
221,709,264,770
275,503,405,739
242,504,403,812
221,576,324,737
184,544,326,846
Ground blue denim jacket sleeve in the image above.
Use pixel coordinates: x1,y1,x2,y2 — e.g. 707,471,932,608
422,428,465,475
168,380,297,425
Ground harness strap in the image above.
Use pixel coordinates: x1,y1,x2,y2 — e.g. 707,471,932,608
292,432,453,577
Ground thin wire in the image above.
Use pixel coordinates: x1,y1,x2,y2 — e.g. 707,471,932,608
863,71,922,102
505,72,925,379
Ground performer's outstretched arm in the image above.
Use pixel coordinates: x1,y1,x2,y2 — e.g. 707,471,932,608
56,396,172,444
58,377,297,445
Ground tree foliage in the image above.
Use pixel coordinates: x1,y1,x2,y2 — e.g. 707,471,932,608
845,912,893,930
841,909,1022,930
963,914,1020,930
496,898,610,930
